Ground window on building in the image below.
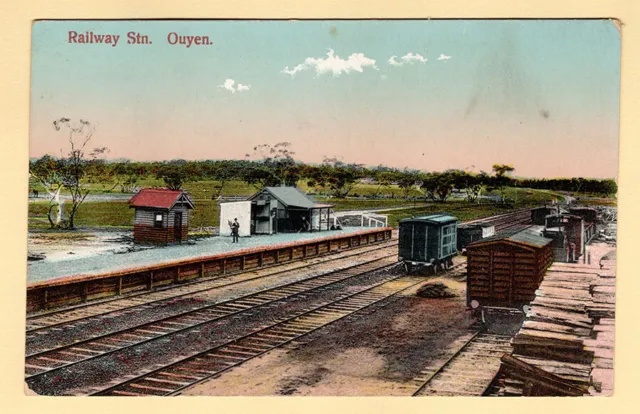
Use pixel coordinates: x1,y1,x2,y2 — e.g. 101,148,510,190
154,212,164,228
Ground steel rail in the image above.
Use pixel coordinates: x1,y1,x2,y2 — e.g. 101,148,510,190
26,241,397,333
25,255,399,382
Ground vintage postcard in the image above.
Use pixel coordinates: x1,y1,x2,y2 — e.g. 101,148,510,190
26,19,618,397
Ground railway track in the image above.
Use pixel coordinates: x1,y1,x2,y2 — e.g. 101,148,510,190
25,254,399,383
89,274,428,396
411,332,512,396
25,209,531,396
468,208,533,233
27,208,532,335
26,240,398,334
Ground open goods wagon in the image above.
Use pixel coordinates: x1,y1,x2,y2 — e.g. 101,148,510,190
457,223,495,252
398,214,458,273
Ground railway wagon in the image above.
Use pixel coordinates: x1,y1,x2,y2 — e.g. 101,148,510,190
457,223,495,252
568,207,599,224
466,227,553,309
531,206,555,226
398,214,458,273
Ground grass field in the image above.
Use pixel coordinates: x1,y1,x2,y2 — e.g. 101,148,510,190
28,183,560,232
574,198,617,207
29,199,221,230
379,203,517,227
30,179,427,198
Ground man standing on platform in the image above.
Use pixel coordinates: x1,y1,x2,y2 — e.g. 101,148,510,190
229,218,240,243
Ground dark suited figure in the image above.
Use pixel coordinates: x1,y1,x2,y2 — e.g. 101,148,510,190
302,216,311,232
230,218,240,243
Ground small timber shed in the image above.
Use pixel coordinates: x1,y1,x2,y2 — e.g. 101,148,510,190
248,187,334,234
398,214,458,268
466,227,553,309
129,189,195,245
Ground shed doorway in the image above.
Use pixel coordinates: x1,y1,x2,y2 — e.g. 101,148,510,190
174,212,183,243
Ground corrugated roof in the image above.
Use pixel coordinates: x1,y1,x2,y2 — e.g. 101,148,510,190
129,189,195,210
469,227,551,248
251,187,333,209
400,214,458,225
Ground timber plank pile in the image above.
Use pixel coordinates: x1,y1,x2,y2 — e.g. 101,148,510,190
585,257,616,396
488,256,616,396
412,333,513,396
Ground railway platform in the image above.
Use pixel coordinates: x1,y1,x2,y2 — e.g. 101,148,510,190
28,227,379,284
27,226,393,312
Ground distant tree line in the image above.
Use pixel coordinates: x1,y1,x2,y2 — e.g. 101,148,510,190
32,155,618,201
519,177,618,196
30,136,618,229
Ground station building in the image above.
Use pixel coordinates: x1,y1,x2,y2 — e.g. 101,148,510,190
129,188,195,245
219,186,335,236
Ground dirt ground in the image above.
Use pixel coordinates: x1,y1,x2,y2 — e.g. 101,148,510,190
182,263,476,396
27,231,134,261
181,241,617,396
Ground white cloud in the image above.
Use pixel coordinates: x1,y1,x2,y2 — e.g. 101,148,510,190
219,79,250,93
388,56,403,66
220,79,236,93
401,53,427,64
437,54,452,61
388,53,427,67
282,63,306,77
380,74,388,80
282,49,377,77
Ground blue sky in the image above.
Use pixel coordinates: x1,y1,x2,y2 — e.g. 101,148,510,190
30,20,620,178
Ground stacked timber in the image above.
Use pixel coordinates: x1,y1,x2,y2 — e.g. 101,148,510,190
488,255,616,397
588,259,616,320
585,258,615,395
512,264,596,366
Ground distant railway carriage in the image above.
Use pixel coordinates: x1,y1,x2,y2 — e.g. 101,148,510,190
466,227,553,309
568,207,599,224
531,206,555,225
398,214,458,272
457,223,495,252
543,214,588,262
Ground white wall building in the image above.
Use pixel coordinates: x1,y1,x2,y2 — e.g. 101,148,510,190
219,201,251,237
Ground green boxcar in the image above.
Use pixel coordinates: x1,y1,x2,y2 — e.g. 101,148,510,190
398,214,458,272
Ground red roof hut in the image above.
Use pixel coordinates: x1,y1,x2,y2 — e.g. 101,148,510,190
128,189,195,245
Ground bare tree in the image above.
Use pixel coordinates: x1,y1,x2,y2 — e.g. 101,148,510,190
50,118,103,229
29,155,65,228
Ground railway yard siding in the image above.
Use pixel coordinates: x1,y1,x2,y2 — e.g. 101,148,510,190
24,208,616,397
